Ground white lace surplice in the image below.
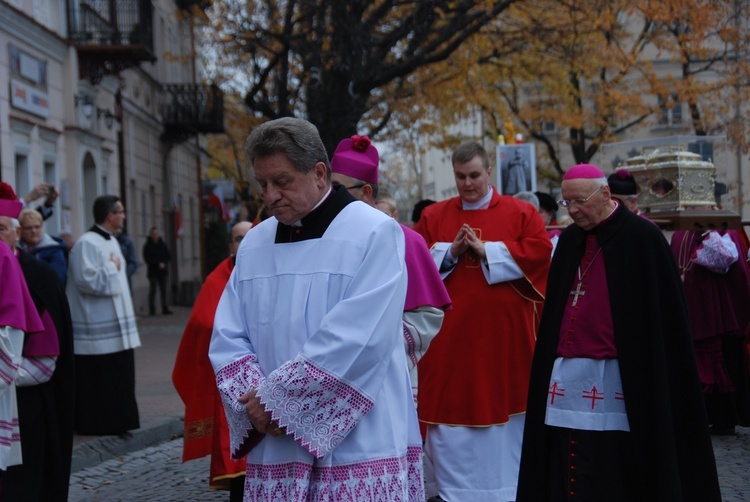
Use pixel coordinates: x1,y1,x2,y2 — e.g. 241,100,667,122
210,204,424,501
0,326,24,470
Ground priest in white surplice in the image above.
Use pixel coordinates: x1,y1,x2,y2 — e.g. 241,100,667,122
209,117,424,501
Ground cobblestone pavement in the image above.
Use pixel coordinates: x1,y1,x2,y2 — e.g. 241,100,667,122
69,438,228,502
69,427,750,501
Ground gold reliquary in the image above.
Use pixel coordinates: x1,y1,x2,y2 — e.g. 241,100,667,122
624,148,716,212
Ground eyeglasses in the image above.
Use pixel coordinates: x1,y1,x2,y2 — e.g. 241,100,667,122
111,210,126,215
334,182,367,191
558,185,604,208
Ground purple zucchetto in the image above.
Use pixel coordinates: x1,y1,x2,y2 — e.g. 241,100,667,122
330,135,379,184
0,182,23,219
563,164,606,180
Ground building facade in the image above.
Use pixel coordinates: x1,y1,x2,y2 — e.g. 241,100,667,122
0,0,223,312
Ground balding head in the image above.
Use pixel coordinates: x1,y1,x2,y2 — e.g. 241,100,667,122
229,221,254,256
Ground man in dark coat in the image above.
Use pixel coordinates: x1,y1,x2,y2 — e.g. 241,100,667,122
142,226,171,315
517,164,720,501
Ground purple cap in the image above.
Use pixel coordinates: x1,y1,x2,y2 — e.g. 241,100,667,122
330,135,379,184
0,182,22,218
563,164,605,180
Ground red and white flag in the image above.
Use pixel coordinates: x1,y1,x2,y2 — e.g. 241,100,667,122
207,185,231,222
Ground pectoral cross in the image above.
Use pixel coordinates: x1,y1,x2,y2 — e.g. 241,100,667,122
570,282,585,307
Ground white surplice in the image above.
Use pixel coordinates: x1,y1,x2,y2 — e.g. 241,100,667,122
209,201,424,501
0,325,24,470
66,228,140,355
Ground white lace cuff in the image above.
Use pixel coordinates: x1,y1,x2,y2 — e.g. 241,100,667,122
257,353,375,459
215,353,265,459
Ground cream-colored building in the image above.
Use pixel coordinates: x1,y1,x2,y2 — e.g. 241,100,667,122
1,0,223,312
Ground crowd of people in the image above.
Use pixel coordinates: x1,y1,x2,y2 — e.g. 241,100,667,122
0,180,175,500
173,118,738,502
1,117,748,502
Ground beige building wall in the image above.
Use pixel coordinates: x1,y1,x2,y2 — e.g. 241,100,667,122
1,0,214,313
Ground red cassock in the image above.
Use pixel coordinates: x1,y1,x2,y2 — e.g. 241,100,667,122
413,190,551,426
172,257,246,489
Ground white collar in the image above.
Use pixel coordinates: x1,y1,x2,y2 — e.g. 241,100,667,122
462,186,493,210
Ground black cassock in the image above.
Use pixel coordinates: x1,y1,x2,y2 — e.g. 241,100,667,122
517,202,721,502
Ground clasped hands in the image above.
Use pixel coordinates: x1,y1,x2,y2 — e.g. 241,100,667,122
239,389,285,437
450,223,486,261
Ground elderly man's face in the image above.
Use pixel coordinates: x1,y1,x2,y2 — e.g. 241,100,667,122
0,216,19,250
254,153,328,225
453,155,491,204
560,179,611,231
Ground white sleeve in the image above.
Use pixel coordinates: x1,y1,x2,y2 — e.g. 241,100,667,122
70,239,122,297
403,306,444,403
481,241,525,284
429,242,456,279
0,326,24,393
16,356,57,387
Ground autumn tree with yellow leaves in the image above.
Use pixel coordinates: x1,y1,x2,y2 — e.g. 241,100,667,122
414,0,750,180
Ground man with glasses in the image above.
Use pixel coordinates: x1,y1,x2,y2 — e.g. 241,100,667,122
330,135,451,405
413,141,551,502
518,164,720,501
66,195,141,436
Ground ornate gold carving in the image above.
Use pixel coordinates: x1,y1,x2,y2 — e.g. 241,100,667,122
624,148,716,211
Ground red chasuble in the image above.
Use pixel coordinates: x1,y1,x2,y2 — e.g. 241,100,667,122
413,190,551,426
172,257,246,489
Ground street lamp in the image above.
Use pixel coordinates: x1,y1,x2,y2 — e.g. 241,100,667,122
97,108,115,129
74,94,95,120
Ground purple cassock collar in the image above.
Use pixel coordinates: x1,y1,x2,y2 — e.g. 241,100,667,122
0,243,44,335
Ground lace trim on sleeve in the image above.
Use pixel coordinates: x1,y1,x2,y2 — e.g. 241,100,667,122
257,353,374,459
215,353,265,458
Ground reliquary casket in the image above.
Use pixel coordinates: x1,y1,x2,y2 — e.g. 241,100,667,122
624,149,716,211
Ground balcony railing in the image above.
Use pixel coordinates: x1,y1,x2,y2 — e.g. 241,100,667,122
68,0,155,80
162,84,225,143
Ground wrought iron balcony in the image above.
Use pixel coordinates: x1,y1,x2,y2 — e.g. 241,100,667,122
161,84,225,143
67,0,155,82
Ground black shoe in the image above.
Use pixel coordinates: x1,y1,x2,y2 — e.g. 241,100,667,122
162,309,173,315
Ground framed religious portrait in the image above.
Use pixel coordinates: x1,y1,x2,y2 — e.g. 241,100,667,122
496,144,536,195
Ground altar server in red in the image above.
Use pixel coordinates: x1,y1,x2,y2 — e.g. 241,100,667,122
413,141,551,501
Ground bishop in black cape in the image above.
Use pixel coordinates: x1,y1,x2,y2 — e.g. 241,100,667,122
517,202,721,501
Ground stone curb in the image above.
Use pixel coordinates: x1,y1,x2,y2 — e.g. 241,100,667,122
71,416,184,473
